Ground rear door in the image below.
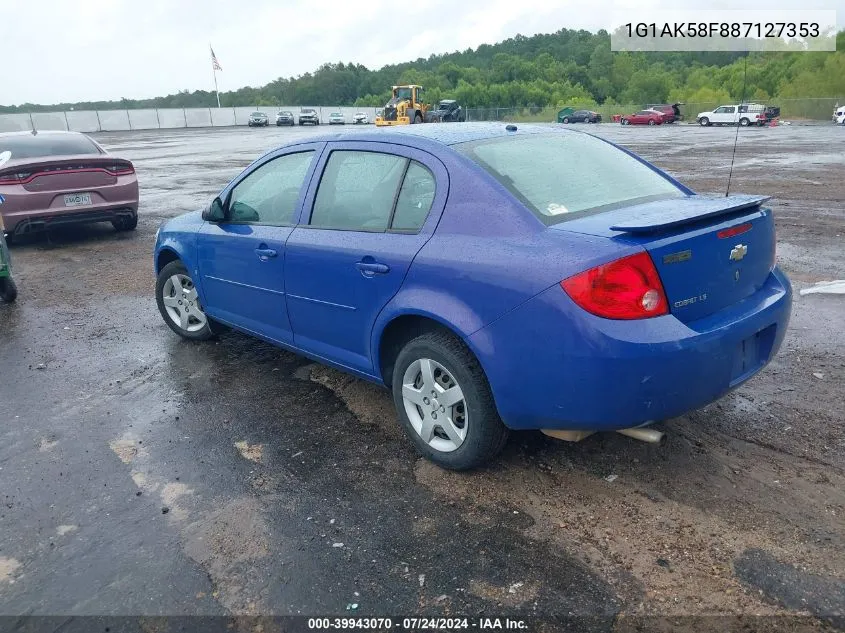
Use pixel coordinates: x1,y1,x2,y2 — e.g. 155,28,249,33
196,145,321,344
284,142,447,373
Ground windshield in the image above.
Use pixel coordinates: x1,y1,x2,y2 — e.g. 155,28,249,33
251,112,264,116
0,134,101,159
457,133,684,225
395,87,412,100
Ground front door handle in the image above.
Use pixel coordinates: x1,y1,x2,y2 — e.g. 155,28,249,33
255,247,278,260
356,261,390,276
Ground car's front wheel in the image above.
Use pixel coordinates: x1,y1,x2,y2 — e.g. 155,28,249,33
156,260,213,341
391,331,509,470
699,117,710,126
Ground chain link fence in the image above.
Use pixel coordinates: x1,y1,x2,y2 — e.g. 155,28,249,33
466,98,844,123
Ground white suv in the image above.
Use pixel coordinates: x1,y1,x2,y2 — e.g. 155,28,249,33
834,106,845,125
697,103,767,127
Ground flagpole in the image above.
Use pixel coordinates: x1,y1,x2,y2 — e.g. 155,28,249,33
210,44,221,108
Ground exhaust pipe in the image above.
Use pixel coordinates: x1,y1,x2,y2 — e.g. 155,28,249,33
616,427,665,444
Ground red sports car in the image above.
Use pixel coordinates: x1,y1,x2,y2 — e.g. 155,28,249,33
0,131,138,239
620,110,665,126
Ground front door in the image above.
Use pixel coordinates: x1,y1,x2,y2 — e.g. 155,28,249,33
285,143,444,373
713,106,737,124
197,147,320,344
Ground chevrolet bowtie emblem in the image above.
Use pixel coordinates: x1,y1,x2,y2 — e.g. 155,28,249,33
730,244,748,262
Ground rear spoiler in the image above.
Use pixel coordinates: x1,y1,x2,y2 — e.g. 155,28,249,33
609,195,770,234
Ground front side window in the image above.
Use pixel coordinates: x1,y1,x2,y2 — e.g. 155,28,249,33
457,133,684,225
227,151,314,226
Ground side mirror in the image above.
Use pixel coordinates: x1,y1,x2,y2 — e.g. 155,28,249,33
202,197,226,222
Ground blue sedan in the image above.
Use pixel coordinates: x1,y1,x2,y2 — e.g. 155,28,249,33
153,123,792,469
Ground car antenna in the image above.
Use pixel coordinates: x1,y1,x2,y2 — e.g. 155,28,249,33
725,53,749,197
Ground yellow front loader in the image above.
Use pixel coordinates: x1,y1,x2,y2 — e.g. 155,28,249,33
375,85,428,126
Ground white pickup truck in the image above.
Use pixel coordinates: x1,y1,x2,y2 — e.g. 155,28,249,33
697,103,778,127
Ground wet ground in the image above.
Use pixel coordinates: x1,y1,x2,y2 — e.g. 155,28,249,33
1,123,843,629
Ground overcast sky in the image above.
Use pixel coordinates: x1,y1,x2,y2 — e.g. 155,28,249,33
3,0,842,105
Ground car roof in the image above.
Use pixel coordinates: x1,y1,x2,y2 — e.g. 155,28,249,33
297,122,557,149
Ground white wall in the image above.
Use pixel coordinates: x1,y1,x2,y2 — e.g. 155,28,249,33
185,108,212,127
97,110,131,131
66,111,100,132
128,109,160,130
31,112,68,131
211,108,237,127
0,105,383,133
0,113,34,132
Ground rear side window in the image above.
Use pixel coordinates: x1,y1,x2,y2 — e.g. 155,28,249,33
310,151,435,232
457,133,683,225
0,134,101,159
392,162,436,232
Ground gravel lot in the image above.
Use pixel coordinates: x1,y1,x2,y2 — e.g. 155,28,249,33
1,122,843,629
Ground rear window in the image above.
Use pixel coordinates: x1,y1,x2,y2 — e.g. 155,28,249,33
0,134,101,159
457,133,684,225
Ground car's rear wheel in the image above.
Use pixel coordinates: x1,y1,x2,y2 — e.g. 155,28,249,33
156,260,213,341
112,213,138,231
0,276,17,303
739,117,750,127
648,119,656,126
391,331,509,470
699,117,710,126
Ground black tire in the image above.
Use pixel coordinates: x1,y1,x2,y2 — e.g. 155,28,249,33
391,331,509,470
699,117,710,126
621,118,629,125
648,119,656,126
112,213,138,231
562,117,570,124
413,113,422,124
0,276,17,303
155,260,214,341
739,117,750,127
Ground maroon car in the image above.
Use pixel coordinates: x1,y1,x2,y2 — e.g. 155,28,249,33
0,131,138,238
620,110,664,126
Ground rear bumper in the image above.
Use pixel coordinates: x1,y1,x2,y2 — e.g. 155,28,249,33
469,267,792,430
2,202,138,235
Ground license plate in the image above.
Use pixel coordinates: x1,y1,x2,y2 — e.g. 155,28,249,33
64,193,92,207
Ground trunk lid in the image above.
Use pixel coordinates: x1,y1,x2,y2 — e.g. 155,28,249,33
553,195,776,323
0,155,133,192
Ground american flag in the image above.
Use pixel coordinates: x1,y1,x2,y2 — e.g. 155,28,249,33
210,47,222,71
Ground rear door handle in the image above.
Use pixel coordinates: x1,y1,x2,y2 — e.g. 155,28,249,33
255,247,278,259
356,261,390,276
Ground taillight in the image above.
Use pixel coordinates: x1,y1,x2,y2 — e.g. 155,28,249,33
108,163,134,176
561,252,669,320
0,172,25,185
